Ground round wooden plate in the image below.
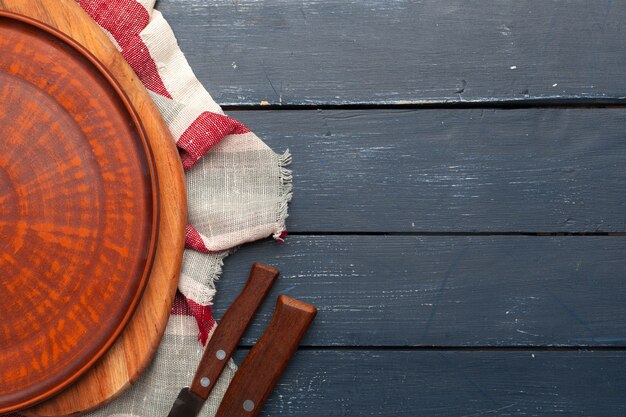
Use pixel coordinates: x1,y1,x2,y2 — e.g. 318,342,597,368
0,12,159,413
0,1,187,416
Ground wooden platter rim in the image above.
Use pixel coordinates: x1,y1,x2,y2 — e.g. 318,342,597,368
6,0,187,414
0,10,161,413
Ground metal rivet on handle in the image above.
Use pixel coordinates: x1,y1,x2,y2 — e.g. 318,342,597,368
200,377,210,387
243,400,255,412
216,349,226,360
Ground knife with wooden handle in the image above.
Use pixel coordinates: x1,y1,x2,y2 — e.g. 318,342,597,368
214,295,317,417
167,263,279,417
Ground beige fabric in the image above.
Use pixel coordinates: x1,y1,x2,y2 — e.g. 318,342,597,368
84,314,237,417
76,2,291,416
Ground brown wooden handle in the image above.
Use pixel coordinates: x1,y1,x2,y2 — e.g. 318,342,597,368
189,263,279,398
215,295,317,417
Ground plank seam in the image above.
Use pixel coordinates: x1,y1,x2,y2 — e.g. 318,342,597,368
287,232,623,236
223,100,626,111
236,346,626,351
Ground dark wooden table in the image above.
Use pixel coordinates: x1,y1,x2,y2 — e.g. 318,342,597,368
160,1,626,415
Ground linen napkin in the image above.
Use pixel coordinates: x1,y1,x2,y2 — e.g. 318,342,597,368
8,0,292,416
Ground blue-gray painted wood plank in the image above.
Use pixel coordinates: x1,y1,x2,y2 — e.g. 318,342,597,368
158,0,626,105
232,349,626,416
227,108,626,233
156,1,626,414
215,236,626,347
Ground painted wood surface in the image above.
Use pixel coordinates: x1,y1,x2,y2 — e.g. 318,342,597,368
231,349,626,416
153,0,626,415
228,108,626,233
215,236,626,347
157,0,626,105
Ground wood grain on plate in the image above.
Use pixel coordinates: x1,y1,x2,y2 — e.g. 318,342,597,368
0,1,186,415
0,12,158,413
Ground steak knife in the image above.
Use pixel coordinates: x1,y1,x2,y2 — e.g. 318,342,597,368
167,263,279,417
214,295,317,417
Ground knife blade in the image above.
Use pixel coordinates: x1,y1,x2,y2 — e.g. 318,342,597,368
167,263,279,417
214,295,317,417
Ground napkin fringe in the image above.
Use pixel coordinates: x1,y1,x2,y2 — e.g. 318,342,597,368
274,150,293,243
